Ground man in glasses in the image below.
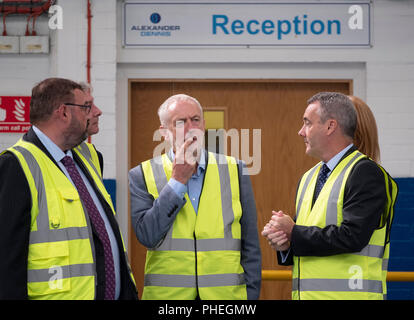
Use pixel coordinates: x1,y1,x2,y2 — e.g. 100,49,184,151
75,82,104,177
0,77,137,300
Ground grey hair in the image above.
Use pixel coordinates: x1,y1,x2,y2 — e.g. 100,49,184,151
307,92,357,139
158,94,203,126
78,81,93,93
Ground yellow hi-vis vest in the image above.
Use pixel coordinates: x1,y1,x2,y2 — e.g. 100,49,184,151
74,142,102,179
5,139,135,299
140,152,247,300
292,150,398,300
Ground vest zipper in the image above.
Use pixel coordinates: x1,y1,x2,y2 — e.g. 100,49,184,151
194,231,200,298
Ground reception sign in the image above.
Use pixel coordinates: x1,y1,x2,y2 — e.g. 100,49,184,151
123,2,371,47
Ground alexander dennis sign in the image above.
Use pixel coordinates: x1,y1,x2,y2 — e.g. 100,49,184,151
123,2,371,47
0,96,31,133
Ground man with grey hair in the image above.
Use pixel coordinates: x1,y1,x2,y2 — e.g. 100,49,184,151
128,93,261,300
262,92,397,300
75,82,104,177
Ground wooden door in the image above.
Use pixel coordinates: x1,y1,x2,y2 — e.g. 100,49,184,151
129,80,351,300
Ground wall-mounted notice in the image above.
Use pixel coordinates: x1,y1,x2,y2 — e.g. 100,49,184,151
0,96,31,133
123,2,371,47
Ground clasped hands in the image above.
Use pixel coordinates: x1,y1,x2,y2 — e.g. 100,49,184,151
261,210,295,252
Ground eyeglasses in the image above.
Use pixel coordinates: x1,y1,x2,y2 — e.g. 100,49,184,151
64,102,92,114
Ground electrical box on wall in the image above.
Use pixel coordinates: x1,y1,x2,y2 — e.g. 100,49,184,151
0,36,19,54
19,36,49,54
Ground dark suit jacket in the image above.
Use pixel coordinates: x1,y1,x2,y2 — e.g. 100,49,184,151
278,146,388,265
0,127,138,300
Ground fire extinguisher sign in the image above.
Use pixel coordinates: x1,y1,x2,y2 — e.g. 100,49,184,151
0,96,31,133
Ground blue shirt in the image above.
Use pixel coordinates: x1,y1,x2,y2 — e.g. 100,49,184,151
324,143,354,177
167,148,206,213
32,126,121,299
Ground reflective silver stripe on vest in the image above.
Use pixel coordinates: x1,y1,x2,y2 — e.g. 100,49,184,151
214,153,236,242
29,226,90,244
292,278,383,294
296,165,319,219
355,244,384,259
296,152,363,224
150,156,168,195
156,237,241,251
13,146,95,247
75,143,101,180
13,146,50,231
27,263,95,282
382,257,389,271
150,153,241,252
145,273,245,288
325,152,363,226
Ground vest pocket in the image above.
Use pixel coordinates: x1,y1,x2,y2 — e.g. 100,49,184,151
27,241,71,297
58,188,86,228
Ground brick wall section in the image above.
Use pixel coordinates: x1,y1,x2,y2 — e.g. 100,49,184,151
87,0,117,180
388,178,414,299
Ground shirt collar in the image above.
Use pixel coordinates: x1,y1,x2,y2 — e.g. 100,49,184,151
32,125,72,162
168,148,206,177
324,143,354,172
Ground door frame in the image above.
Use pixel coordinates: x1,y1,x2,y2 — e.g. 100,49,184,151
116,62,364,253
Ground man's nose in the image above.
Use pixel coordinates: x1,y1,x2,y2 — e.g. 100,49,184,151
92,103,102,116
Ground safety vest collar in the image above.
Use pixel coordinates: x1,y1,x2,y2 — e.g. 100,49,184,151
74,142,102,180
144,152,242,251
296,150,365,227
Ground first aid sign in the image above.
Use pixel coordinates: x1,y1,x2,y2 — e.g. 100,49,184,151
0,96,31,133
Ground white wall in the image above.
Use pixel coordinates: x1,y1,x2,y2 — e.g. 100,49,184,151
117,0,414,178
0,13,50,151
1,0,413,247
0,0,118,179
116,0,414,246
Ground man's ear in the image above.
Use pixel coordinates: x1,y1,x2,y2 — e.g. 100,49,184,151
159,125,167,139
326,119,338,135
55,103,68,120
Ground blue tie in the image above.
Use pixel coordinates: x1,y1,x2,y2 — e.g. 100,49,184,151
313,164,330,204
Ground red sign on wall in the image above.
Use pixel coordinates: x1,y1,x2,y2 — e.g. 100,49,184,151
0,96,31,133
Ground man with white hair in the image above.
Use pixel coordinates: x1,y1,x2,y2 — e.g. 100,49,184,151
74,82,104,176
128,94,261,300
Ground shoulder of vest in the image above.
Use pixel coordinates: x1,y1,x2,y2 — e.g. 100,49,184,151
143,154,165,164
342,157,389,193
9,139,43,154
140,155,168,172
302,161,322,176
351,156,396,182
349,155,377,171
208,152,239,164
0,148,18,160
